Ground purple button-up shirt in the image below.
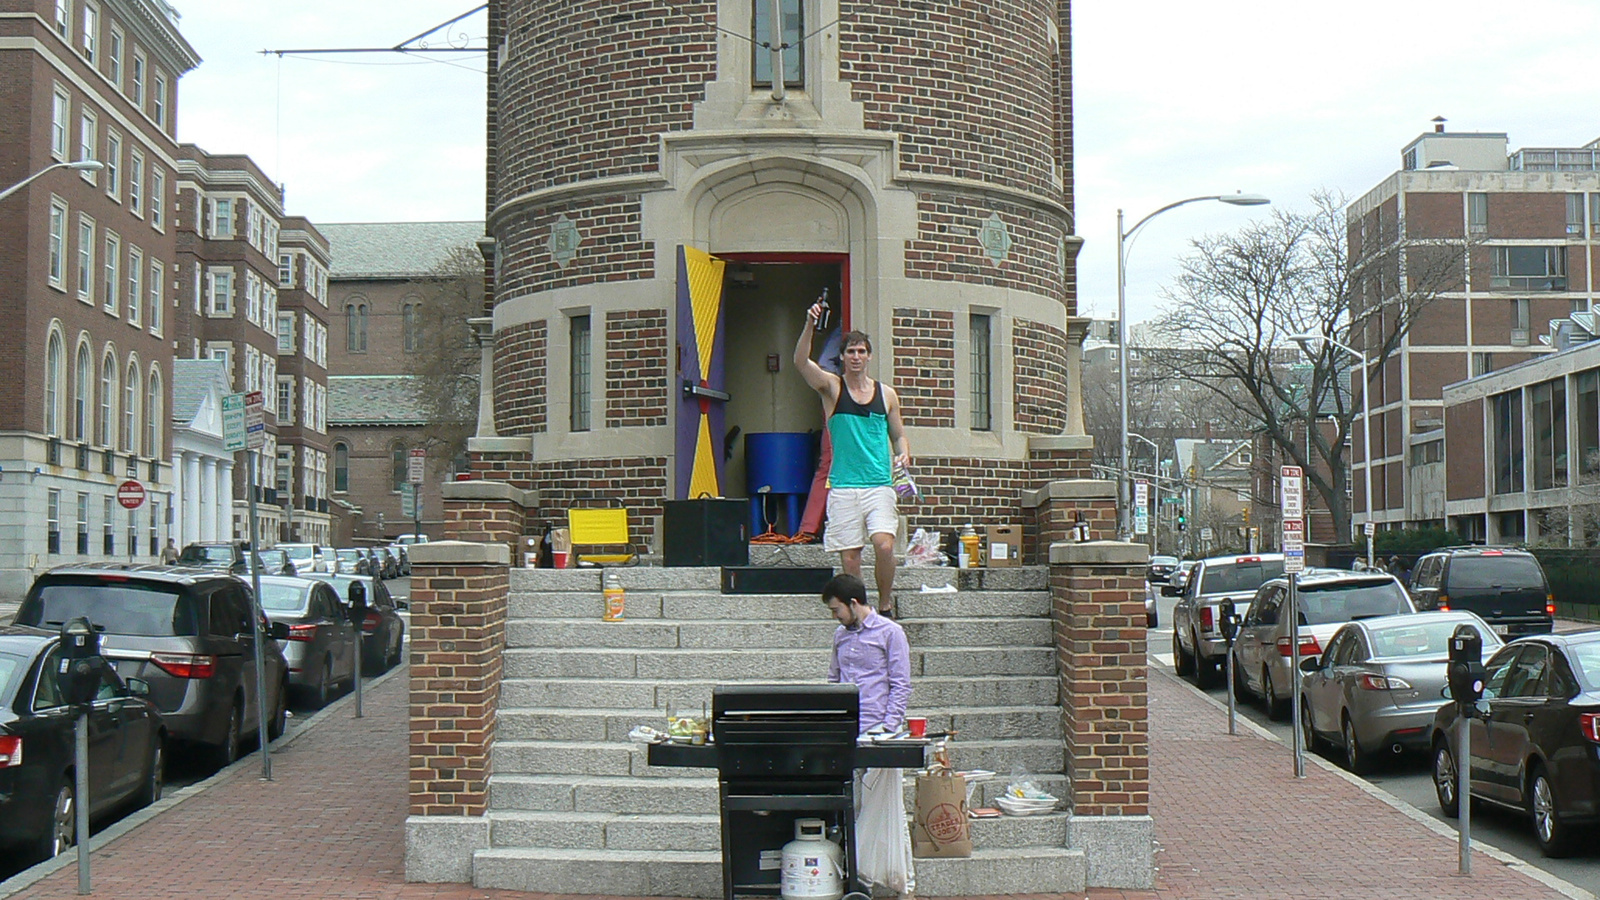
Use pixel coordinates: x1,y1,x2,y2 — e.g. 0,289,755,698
828,610,912,733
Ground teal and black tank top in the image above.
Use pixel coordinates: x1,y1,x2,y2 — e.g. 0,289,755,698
828,380,892,488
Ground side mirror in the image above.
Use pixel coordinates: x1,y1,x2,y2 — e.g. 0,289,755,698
125,677,151,697
269,621,291,640
394,599,408,611
1299,656,1321,674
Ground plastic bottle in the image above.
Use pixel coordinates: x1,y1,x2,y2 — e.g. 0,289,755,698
959,524,981,570
602,569,625,622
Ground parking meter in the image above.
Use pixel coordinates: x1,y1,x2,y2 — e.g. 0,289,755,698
1220,598,1241,735
57,617,108,707
346,580,370,626
1447,624,1485,715
1220,599,1240,644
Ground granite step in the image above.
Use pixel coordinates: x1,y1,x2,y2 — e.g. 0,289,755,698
503,617,1053,651
506,563,1047,595
501,646,1057,679
495,705,1062,743
499,674,1061,711
508,589,1051,621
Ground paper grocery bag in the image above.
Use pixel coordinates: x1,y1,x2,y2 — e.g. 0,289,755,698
911,771,971,858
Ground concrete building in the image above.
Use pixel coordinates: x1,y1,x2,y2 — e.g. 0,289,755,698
464,0,1087,549
0,0,197,594
1348,127,1600,538
168,357,233,546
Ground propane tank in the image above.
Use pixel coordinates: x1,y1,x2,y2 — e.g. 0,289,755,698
602,569,625,622
780,818,845,900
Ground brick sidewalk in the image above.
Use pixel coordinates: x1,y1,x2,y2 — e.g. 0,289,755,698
1,664,1578,900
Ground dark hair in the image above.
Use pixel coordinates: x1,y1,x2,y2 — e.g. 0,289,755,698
820,573,868,607
842,331,873,354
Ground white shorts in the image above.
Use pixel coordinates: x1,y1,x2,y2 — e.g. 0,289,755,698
824,486,899,552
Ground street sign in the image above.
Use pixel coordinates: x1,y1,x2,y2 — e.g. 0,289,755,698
400,483,417,518
116,480,145,510
221,393,246,452
1283,520,1305,573
1200,527,1214,542
1364,521,1376,536
244,391,266,450
408,448,426,485
1280,466,1303,521
1133,480,1149,535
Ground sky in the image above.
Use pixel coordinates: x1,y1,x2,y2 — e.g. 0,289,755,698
173,1,1600,326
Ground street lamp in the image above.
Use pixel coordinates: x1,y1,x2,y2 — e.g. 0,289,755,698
1290,332,1374,570
1129,431,1161,555
0,159,103,204
1117,192,1270,540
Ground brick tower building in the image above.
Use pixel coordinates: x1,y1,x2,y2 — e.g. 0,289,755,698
468,1,1085,545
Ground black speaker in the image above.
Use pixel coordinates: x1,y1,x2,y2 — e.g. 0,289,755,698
720,566,836,595
663,499,750,567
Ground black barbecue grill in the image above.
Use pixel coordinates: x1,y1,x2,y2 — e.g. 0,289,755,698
647,684,925,900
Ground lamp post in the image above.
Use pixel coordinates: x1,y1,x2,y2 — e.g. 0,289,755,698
0,159,103,203
1117,193,1270,539
1291,333,1374,570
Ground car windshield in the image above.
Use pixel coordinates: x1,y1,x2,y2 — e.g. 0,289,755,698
1449,556,1544,590
337,550,360,559
1297,581,1411,625
258,582,311,612
0,652,26,700
1199,560,1285,595
1563,637,1600,691
19,582,198,636
178,545,232,565
1367,619,1498,659
281,546,314,560
257,550,288,566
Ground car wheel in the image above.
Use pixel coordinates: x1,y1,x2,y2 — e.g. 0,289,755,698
315,659,332,708
389,626,404,669
1342,715,1372,775
1262,667,1288,720
210,702,242,770
1530,764,1575,857
1300,698,1318,752
34,781,74,862
267,680,288,741
134,737,164,809
1433,739,1460,817
1172,631,1194,676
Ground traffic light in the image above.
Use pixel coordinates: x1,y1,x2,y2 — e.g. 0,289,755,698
1177,512,1187,532
1242,507,1250,525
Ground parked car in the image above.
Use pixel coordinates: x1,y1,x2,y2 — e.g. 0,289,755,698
1170,554,1286,687
371,547,399,580
1300,610,1501,773
250,549,298,577
388,545,411,576
307,573,407,671
257,577,358,708
1147,555,1180,584
1143,582,1158,629
1232,569,1416,720
1408,546,1553,638
394,533,429,545
175,541,250,575
16,564,290,770
0,626,166,862
335,548,369,576
276,543,327,576
1430,630,1600,857
1169,560,1197,593
318,548,341,575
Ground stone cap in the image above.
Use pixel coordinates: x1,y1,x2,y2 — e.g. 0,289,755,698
1022,478,1116,508
1028,434,1094,453
440,479,537,509
1049,540,1149,566
408,540,511,567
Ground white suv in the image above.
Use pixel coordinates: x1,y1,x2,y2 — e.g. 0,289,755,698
276,542,327,575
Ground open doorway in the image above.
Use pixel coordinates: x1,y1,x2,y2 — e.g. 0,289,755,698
718,254,845,533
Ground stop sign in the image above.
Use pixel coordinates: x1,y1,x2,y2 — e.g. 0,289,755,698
117,480,146,510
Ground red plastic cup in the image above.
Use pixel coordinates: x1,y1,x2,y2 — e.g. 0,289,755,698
552,550,569,569
907,717,927,738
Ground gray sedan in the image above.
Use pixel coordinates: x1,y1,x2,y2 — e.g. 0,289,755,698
1300,610,1501,773
258,577,358,708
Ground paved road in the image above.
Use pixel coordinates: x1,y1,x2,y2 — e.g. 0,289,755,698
1150,588,1600,897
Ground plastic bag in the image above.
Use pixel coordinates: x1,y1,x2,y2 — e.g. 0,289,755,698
855,768,914,896
903,528,947,567
892,461,921,502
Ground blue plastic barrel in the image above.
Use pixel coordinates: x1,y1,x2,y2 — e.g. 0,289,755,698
745,432,816,494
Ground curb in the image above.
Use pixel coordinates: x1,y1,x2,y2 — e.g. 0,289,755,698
0,663,410,899
1149,660,1598,900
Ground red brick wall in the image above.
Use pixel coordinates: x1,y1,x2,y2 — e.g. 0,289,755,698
494,199,654,297
605,308,668,428
466,450,534,491
892,308,956,428
493,320,545,436
408,556,508,817
906,193,1068,301
1486,192,1566,240
1445,399,1485,502
494,2,714,197
528,456,669,548
1403,192,1463,239
1013,318,1067,434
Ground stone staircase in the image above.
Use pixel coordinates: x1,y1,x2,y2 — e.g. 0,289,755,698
471,555,1087,896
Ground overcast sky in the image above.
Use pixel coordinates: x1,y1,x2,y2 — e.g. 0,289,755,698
174,1,1600,325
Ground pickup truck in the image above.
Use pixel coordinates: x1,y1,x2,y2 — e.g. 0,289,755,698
1169,553,1285,687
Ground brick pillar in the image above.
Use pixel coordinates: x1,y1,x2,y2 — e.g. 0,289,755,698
404,540,509,883
1022,478,1118,565
1052,539,1154,889
439,479,535,562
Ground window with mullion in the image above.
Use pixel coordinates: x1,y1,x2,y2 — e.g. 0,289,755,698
970,313,992,431
570,314,592,432
751,0,803,87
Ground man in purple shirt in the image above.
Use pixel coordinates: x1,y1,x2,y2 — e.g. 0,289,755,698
823,574,911,734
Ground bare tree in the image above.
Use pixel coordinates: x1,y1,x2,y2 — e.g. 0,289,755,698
1140,191,1468,541
403,245,483,465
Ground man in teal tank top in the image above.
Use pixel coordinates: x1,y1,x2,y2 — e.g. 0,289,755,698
795,299,910,617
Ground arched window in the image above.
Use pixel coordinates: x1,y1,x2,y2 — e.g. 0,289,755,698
44,332,63,436
390,442,407,492
73,342,91,441
346,302,368,352
122,360,139,452
333,442,349,493
402,302,421,352
98,352,115,446
145,366,162,458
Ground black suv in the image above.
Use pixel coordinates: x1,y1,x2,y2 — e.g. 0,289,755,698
16,564,291,768
176,541,251,575
1408,546,1553,637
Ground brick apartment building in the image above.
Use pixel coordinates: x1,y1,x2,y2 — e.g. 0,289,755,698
173,147,333,546
0,0,197,595
460,0,1088,548
1348,128,1600,539
322,221,483,544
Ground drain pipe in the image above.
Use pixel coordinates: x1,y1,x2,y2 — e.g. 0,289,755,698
769,0,785,102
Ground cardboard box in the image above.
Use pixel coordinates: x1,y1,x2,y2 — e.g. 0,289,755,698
985,525,1020,567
